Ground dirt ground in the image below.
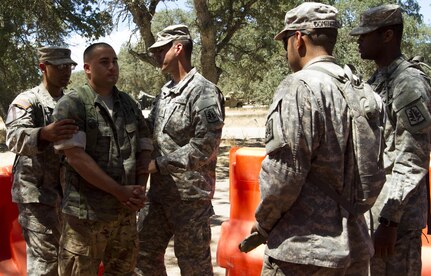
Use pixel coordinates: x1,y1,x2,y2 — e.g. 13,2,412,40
0,107,268,275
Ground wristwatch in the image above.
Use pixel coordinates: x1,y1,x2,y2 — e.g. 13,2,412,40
378,217,399,227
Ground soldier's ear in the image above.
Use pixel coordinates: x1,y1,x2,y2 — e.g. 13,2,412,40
382,29,394,43
84,63,90,74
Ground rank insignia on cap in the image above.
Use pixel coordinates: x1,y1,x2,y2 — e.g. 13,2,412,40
405,106,425,126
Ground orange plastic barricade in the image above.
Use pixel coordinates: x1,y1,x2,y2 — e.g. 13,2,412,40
0,164,26,276
422,159,431,276
216,148,431,276
0,161,105,276
217,147,266,276
423,226,431,276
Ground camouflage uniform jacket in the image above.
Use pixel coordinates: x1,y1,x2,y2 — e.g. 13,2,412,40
6,83,63,206
256,56,373,268
53,84,153,221
147,68,224,202
368,56,431,232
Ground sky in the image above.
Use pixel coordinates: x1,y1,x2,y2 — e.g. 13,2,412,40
67,0,431,71
418,0,431,24
67,1,189,71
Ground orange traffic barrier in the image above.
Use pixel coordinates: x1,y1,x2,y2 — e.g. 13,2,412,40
216,148,431,275
217,147,266,275
422,160,431,276
0,164,26,276
422,225,431,276
0,162,105,275
0,150,110,276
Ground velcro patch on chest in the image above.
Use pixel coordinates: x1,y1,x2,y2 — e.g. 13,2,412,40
405,105,425,126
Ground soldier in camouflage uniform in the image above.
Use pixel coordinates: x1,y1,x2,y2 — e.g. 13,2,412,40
351,4,431,275
5,46,79,276
136,25,224,276
251,3,383,275
53,42,153,275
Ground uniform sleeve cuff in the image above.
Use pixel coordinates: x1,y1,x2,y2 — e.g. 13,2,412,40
139,137,153,151
256,223,269,239
54,131,86,151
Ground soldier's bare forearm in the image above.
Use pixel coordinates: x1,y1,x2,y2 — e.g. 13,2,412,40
63,147,128,200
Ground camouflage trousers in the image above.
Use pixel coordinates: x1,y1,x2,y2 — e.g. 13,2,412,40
18,203,61,276
136,199,214,276
261,254,369,276
59,211,138,276
370,229,422,276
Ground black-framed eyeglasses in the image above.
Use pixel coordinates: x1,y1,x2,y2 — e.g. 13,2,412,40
282,30,311,51
282,32,296,51
45,62,76,71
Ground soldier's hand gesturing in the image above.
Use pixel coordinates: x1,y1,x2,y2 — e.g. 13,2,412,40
39,119,79,142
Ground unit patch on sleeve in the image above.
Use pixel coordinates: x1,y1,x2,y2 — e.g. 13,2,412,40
265,118,274,143
205,107,220,123
405,106,425,126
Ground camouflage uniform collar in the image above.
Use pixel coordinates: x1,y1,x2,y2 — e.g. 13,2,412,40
377,55,405,78
162,68,197,97
36,83,62,108
85,83,119,96
84,84,121,104
303,55,337,70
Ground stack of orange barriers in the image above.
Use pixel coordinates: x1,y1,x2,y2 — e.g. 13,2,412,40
216,147,431,276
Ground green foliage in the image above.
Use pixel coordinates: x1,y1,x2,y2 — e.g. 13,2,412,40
2,0,428,119
0,0,112,117
212,0,297,104
112,0,430,106
68,70,87,91
116,46,167,99
334,0,431,79
116,7,197,99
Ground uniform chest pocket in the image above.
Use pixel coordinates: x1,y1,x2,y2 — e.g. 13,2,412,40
124,122,138,155
163,103,191,146
125,122,137,138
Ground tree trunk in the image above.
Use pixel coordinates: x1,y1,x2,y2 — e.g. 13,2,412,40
122,0,159,67
193,0,219,84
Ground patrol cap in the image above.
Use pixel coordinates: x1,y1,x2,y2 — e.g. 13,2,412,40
350,4,402,36
274,2,341,41
149,24,192,51
38,46,77,66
